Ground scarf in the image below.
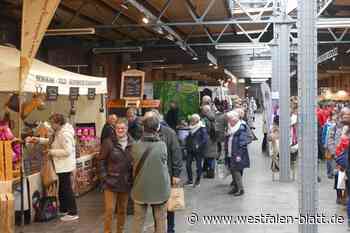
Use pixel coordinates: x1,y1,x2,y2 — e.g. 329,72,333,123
227,120,242,136
190,121,205,134
117,135,128,151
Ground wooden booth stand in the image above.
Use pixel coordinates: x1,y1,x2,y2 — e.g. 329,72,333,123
0,45,108,226
108,69,160,113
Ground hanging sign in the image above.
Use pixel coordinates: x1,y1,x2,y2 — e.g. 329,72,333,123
87,88,96,100
69,87,79,101
46,86,58,101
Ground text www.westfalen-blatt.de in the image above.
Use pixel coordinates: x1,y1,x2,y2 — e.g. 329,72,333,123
186,212,345,225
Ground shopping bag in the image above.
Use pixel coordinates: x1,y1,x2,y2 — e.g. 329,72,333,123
216,159,231,179
34,196,58,222
167,187,185,212
41,157,58,187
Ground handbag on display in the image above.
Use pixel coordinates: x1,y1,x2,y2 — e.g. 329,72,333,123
167,186,185,212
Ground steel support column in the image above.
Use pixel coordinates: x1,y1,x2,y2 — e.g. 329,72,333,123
273,0,291,182
298,0,318,232
278,18,291,182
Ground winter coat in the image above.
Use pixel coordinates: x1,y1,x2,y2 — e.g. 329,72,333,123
100,123,116,144
202,111,218,159
186,127,209,155
165,108,179,130
128,117,143,141
215,112,227,143
97,136,134,193
327,123,343,155
131,135,171,204
40,123,76,173
225,123,251,171
159,126,182,178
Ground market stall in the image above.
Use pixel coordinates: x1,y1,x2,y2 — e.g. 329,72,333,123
0,45,107,224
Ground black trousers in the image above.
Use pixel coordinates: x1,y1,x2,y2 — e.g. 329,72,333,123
167,211,175,233
58,172,78,215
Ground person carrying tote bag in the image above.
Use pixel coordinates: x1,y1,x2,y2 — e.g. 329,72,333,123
131,114,171,233
27,113,78,222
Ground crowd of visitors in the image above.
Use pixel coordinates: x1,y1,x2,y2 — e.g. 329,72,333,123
267,99,350,230
95,95,256,233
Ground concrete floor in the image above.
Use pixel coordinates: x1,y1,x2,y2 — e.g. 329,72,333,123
16,115,348,233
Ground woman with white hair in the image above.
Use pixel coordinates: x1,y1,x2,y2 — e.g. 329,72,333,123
225,110,251,196
185,114,209,187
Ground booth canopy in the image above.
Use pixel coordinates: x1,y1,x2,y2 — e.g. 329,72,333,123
0,46,107,95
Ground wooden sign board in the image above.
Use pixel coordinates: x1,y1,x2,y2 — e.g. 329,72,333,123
46,86,58,101
69,87,79,101
87,88,96,100
120,69,145,100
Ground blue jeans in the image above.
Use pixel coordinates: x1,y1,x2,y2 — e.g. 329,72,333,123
186,151,203,181
203,158,216,172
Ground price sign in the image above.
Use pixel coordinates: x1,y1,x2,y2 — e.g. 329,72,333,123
87,88,96,100
46,86,58,101
69,87,79,101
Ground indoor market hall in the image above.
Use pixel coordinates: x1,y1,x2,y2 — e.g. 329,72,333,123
1,1,350,233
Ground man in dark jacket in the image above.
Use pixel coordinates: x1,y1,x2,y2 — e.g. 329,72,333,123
126,108,143,141
145,110,182,233
201,105,218,178
185,114,209,187
165,101,179,131
100,114,117,143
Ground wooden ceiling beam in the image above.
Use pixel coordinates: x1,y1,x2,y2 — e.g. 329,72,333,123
59,2,138,41
97,0,158,38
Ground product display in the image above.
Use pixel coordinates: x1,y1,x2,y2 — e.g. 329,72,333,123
76,125,100,158
74,154,98,197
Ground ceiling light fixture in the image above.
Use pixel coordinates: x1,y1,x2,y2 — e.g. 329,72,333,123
192,57,199,61
130,58,166,64
92,46,143,54
165,34,174,41
127,65,131,69
45,28,95,36
142,17,149,24
215,43,269,50
121,4,129,10
209,63,213,66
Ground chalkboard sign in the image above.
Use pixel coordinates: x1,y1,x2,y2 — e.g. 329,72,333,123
87,88,96,100
46,86,58,101
123,76,142,98
69,87,79,101
120,69,145,100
